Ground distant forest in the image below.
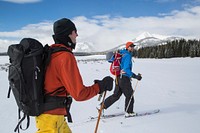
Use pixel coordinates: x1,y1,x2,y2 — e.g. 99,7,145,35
137,39,200,58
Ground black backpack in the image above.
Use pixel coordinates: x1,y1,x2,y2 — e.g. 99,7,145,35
7,38,73,132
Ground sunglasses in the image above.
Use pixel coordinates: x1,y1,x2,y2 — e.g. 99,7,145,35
129,44,135,47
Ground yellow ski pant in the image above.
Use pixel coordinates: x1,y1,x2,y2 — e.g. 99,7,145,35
35,114,72,133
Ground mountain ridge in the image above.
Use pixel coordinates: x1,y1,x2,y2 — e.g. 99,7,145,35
102,32,182,53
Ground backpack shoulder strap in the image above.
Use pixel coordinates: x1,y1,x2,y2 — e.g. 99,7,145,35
43,45,73,70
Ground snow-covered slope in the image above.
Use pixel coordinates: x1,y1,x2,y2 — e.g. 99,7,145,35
103,32,182,52
74,41,95,52
134,32,169,42
0,56,200,133
133,32,182,49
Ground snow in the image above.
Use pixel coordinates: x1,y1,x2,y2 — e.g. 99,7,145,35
134,32,154,42
74,42,96,52
133,32,170,42
131,32,181,49
0,56,200,133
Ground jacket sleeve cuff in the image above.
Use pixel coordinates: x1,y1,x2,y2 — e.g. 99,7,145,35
132,73,136,78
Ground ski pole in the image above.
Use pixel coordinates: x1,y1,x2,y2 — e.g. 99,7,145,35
115,70,118,85
94,91,107,133
97,93,103,101
125,80,138,113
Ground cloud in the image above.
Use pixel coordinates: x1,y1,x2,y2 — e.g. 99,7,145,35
0,6,200,52
2,0,41,4
0,21,54,52
74,6,200,50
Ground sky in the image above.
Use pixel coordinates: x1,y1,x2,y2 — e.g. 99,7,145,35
0,0,200,51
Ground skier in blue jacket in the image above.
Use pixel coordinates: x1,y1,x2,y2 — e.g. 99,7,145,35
103,42,142,117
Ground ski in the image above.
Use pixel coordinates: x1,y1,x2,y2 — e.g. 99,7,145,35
71,109,160,127
90,109,160,120
125,109,160,118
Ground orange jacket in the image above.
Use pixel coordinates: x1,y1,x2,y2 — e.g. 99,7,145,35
44,44,100,115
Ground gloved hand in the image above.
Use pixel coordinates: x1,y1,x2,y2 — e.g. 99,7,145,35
132,73,142,81
94,76,113,94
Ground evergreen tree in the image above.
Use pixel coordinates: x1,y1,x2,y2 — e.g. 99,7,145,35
137,39,200,58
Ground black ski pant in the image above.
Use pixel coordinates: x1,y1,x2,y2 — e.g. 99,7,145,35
104,75,134,113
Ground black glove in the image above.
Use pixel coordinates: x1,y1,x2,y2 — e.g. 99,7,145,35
94,76,113,94
132,73,142,81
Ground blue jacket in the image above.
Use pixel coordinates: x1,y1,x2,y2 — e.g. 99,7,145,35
119,49,135,78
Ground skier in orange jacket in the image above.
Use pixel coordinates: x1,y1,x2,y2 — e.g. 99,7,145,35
35,18,113,133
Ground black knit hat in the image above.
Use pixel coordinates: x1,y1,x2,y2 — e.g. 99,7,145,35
53,18,77,36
